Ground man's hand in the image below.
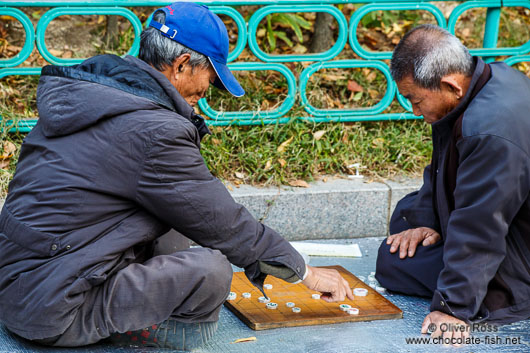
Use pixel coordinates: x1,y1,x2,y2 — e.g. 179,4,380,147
301,266,354,302
386,227,441,259
422,311,469,347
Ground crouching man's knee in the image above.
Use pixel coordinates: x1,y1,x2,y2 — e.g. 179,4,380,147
197,248,233,299
170,247,233,322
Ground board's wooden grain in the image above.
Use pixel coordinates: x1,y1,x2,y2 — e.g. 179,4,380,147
224,266,402,330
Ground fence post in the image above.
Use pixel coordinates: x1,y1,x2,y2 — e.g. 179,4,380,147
483,6,501,63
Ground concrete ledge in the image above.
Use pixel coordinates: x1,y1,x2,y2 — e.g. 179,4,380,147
0,177,422,240
229,177,421,240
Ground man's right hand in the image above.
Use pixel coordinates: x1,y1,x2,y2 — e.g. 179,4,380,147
386,227,441,259
301,266,354,302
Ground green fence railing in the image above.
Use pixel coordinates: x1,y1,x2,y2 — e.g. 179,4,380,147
1,0,530,131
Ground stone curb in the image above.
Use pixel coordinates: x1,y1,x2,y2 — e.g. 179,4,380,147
0,177,422,240
228,177,421,240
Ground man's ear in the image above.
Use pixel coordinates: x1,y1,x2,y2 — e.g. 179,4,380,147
171,54,191,76
440,74,465,99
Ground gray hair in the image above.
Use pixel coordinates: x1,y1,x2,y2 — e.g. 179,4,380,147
390,24,473,90
139,10,210,71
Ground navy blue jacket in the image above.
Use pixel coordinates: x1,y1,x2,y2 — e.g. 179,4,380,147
401,58,530,324
0,55,306,339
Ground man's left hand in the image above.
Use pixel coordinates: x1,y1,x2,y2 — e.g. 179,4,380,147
421,311,469,346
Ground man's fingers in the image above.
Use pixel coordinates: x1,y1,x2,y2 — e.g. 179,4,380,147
386,234,395,245
421,316,431,334
399,235,410,259
389,234,401,253
407,235,419,257
422,231,441,246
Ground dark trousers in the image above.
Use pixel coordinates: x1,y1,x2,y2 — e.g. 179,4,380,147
375,197,444,297
40,230,233,347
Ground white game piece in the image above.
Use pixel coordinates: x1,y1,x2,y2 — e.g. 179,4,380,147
286,302,295,308
311,294,320,300
266,302,278,309
264,284,273,290
369,282,377,289
227,292,237,300
242,292,251,298
370,271,375,276
339,304,351,311
367,274,376,282
347,308,359,315
353,288,368,296
375,286,386,293
357,275,366,282
292,307,301,313
258,296,270,303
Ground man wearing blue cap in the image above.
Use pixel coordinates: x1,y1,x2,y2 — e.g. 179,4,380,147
0,2,353,351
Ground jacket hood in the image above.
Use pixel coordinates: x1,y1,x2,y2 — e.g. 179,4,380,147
36,54,210,138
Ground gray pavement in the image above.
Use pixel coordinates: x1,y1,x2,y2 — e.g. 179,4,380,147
1,238,528,353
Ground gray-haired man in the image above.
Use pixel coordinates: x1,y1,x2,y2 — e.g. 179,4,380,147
0,2,353,350
376,24,530,344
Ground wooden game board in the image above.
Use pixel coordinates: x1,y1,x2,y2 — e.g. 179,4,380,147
224,265,402,330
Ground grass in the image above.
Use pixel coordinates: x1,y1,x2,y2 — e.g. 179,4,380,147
201,119,431,187
1,5,529,198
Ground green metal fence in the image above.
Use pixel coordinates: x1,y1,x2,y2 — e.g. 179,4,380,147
1,0,529,131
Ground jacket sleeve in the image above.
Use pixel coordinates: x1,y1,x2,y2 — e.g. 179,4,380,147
430,134,530,322
400,164,440,231
133,124,306,288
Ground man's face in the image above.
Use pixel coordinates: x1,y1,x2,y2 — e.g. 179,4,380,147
174,64,216,107
397,75,460,124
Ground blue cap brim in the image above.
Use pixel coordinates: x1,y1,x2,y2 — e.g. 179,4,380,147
209,58,245,97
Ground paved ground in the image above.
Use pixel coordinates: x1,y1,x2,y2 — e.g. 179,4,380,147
1,238,528,353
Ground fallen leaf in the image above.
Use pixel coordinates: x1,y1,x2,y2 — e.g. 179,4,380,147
49,49,63,57
235,172,245,179
368,89,380,99
462,28,471,38
264,160,272,171
62,50,73,59
347,80,364,92
372,138,385,147
289,180,309,188
293,43,307,54
366,71,377,83
278,158,287,167
226,184,233,191
321,74,347,81
341,131,349,143
313,130,326,140
0,160,9,169
257,28,266,38
1,141,16,159
211,138,221,145
232,337,257,344
353,91,363,102
277,136,294,152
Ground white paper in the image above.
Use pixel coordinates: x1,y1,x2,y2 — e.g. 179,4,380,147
290,242,362,258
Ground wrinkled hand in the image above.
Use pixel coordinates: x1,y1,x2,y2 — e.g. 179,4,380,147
386,227,441,259
422,311,469,347
302,266,354,303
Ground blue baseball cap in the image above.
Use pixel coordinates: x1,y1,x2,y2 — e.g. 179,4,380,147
149,2,245,97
